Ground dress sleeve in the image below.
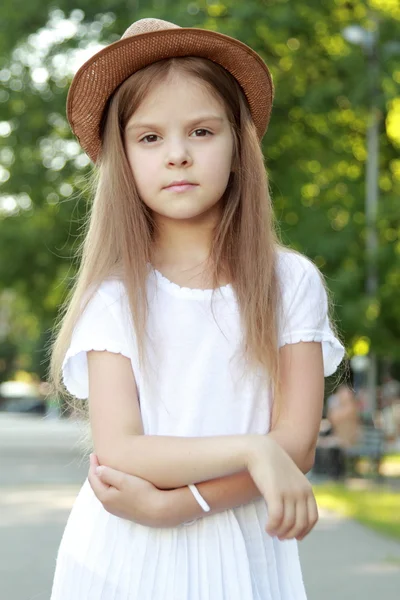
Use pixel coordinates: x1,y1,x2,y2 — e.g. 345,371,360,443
62,281,135,400
277,252,345,377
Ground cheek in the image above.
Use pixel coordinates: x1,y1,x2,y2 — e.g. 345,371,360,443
128,150,157,187
205,145,233,181
214,136,233,168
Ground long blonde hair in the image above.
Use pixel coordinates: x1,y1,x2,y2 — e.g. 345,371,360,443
47,56,336,418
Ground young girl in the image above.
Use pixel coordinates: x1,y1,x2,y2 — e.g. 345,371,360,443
49,17,345,600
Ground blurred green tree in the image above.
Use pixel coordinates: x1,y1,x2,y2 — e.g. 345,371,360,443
0,0,399,380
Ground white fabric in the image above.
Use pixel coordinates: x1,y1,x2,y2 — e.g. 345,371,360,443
52,249,345,600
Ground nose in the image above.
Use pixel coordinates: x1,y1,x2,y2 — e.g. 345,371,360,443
165,137,193,168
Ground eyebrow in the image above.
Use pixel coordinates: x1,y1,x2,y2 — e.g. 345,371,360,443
126,115,224,132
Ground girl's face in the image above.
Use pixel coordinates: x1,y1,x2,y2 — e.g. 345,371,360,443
124,72,234,224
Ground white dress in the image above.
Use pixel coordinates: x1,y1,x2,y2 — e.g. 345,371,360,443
51,249,345,600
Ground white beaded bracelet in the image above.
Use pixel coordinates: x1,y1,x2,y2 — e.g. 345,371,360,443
188,484,211,513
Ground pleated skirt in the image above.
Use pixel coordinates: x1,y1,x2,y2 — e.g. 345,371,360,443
51,480,307,600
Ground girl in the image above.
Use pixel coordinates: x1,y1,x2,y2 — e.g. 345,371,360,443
49,17,345,600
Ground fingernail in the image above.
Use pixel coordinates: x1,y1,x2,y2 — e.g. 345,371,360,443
96,466,103,476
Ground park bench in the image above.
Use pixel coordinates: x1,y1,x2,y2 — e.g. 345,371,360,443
344,424,385,476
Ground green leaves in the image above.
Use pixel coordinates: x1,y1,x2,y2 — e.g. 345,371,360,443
0,0,399,381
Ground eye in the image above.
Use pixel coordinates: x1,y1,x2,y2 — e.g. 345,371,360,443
191,128,212,137
140,134,160,144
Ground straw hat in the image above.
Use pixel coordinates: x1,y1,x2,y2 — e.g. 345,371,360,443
67,18,274,163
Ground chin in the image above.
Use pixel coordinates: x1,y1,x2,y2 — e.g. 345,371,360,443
164,211,207,221
159,204,218,221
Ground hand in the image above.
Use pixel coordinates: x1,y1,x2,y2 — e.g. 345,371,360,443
88,454,169,527
246,436,318,541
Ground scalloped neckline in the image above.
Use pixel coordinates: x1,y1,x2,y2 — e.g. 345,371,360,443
151,265,233,297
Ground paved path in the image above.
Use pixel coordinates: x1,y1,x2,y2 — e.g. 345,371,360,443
1,413,399,599
299,508,400,599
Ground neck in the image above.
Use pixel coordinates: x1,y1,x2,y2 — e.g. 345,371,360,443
151,211,220,272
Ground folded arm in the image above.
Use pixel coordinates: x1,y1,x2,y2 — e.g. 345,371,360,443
88,350,255,489
88,341,323,520
166,341,324,520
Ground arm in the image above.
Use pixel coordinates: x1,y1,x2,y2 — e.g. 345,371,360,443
161,341,324,521
88,350,254,489
89,344,320,538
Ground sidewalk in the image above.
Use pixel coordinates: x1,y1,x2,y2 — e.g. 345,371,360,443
1,413,399,599
0,411,85,449
300,507,400,599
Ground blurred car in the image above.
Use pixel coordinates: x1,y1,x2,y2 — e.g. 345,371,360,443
0,380,46,414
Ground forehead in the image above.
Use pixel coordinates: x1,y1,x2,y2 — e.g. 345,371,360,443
132,71,225,120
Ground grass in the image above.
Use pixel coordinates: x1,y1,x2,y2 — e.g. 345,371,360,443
355,453,400,477
383,454,400,466
313,482,400,541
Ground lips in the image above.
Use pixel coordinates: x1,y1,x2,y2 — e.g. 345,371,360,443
164,181,198,192
165,180,196,188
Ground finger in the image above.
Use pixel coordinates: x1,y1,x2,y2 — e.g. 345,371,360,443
96,465,125,491
284,498,308,540
297,495,319,541
88,457,109,487
88,467,111,501
88,456,112,494
265,496,284,537
90,453,100,467
306,494,319,534
275,498,296,540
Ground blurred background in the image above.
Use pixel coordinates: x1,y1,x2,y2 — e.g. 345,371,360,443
0,1,399,599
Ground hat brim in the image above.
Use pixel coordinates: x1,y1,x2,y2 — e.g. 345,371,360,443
67,27,274,163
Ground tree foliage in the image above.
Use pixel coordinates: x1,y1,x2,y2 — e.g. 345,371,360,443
0,0,399,380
